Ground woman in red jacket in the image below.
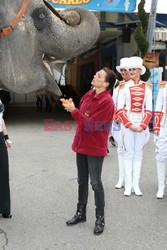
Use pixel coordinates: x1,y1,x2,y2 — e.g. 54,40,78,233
63,67,116,235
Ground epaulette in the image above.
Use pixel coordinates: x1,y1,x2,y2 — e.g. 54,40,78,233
145,82,152,89
118,81,125,89
159,81,167,88
114,79,119,88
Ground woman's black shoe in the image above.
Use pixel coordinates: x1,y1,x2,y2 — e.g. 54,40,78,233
94,216,105,235
66,204,86,226
66,213,86,225
2,213,12,218
94,209,105,235
109,136,117,147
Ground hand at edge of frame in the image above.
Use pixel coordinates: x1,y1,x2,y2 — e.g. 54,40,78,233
6,139,12,148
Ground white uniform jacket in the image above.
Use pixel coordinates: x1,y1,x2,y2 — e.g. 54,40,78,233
113,79,131,122
154,81,167,130
116,79,152,129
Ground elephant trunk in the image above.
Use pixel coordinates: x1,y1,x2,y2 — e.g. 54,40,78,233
43,7,100,59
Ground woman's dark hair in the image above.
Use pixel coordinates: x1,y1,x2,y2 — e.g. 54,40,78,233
103,67,116,90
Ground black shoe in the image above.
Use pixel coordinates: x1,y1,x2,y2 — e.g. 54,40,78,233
94,209,105,235
66,203,86,226
109,136,117,147
66,204,86,226
94,216,105,235
2,213,12,218
66,213,86,226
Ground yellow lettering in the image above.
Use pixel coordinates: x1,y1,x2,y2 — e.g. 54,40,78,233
73,0,83,4
50,0,90,4
59,0,67,4
51,0,59,3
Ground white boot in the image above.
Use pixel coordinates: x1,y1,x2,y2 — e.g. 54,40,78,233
156,161,166,199
133,160,143,196
115,155,125,189
124,159,132,196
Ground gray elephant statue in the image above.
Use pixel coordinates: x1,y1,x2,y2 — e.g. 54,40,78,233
0,0,100,96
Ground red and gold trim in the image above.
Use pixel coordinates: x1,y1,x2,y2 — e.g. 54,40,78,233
153,111,162,131
113,108,119,122
118,81,125,89
140,110,152,129
116,109,132,128
130,84,145,113
159,81,167,89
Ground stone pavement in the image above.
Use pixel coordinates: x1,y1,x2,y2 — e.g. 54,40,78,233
0,107,167,250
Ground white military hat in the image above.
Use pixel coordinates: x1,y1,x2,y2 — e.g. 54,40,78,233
116,57,130,73
127,56,146,75
165,66,167,70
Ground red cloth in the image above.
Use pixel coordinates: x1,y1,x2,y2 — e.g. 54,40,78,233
153,111,162,131
71,89,114,156
130,84,145,112
116,108,132,128
140,110,152,129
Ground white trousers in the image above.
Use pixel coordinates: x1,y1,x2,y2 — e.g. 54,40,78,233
122,125,149,160
155,119,167,162
112,121,124,155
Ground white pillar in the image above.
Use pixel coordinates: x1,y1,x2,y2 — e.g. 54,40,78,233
146,0,158,52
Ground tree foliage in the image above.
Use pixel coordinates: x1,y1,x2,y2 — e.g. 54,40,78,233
134,25,149,57
134,0,150,81
138,0,148,34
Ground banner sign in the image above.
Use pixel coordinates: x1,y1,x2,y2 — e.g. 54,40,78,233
48,0,137,13
148,67,163,110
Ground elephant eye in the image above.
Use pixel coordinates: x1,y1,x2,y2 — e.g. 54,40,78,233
39,13,45,19
31,8,47,20
31,8,50,32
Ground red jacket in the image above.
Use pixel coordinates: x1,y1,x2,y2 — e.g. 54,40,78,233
71,89,114,156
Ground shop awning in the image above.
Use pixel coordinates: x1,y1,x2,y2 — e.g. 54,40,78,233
155,28,167,41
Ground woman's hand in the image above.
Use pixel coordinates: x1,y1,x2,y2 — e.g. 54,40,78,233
63,101,75,113
129,125,144,133
154,130,159,136
128,125,138,132
5,139,12,148
136,126,144,133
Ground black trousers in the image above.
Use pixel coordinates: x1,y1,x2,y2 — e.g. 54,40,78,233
76,153,105,210
0,132,10,214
